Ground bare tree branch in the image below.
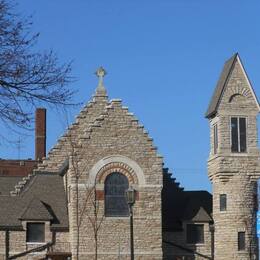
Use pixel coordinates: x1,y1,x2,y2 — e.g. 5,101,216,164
0,0,76,130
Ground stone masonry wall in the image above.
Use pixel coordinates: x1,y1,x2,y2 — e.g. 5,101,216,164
0,229,70,259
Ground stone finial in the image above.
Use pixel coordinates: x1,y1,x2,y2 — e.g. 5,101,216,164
95,66,107,96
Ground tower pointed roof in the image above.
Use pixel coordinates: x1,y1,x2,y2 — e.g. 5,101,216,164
205,53,237,118
205,53,260,118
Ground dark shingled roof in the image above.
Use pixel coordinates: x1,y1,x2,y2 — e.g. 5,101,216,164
0,173,68,230
205,53,238,118
0,176,22,195
182,191,212,222
20,198,54,221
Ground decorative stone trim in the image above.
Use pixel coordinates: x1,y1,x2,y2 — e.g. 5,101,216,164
88,155,146,186
229,86,250,97
228,93,246,103
96,162,137,184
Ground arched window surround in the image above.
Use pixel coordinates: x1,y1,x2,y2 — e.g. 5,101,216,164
88,155,145,187
88,156,143,209
96,162,137,185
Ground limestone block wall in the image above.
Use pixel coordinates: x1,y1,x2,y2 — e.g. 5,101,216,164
0,231,6,259
0,228,70,259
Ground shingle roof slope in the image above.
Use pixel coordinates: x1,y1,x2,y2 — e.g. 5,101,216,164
20,198,54,221
0,176,22,195
205,53,238,118
0,174,68,230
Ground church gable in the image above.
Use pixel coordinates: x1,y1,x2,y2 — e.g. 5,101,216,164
73,97,163,185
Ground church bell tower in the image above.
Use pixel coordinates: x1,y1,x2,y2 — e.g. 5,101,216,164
206,53,260,259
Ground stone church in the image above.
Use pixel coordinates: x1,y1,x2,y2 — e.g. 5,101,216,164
0,53,258,260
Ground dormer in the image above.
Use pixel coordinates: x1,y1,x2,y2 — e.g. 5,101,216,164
206,53,260,157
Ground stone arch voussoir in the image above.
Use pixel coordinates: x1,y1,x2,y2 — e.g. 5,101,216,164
88,155,146,186
96,162,138,184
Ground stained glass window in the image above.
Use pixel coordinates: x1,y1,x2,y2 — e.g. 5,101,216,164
105,172,129,217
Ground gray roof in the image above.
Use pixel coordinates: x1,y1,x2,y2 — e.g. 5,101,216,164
205,53,238,118
0,176,22,195
20,198,54,221
0,173,68,230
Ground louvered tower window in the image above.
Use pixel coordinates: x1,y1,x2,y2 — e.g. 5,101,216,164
105,172,129,217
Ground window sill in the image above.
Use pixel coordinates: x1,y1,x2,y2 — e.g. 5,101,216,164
230,152,248,156
105,216,129,220
186,243,205,246
26,242,45,245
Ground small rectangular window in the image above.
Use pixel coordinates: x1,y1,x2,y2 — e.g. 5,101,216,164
238,231,245,251
26,223,45,243
220,194,227,211
213,124,218,154
186,224,204,244
231,117,247,153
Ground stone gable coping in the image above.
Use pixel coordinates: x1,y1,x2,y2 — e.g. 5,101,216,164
10,172,36,196
37,97,108,172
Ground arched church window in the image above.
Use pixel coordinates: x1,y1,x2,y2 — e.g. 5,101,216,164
105,172,129,217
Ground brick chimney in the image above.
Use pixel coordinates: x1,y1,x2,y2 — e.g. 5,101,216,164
35,108,46,160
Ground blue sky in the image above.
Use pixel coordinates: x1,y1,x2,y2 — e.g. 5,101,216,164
1,0,260,191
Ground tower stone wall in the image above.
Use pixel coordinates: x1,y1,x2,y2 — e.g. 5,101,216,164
207,54,260,260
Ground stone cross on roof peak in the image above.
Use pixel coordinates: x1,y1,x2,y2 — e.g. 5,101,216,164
94,66,107,97
95,66,106,86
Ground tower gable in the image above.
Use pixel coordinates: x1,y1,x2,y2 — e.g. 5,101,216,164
205,53,260,118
